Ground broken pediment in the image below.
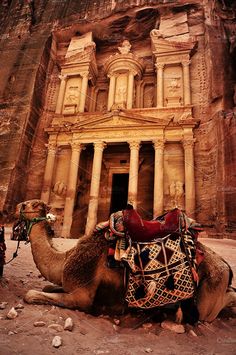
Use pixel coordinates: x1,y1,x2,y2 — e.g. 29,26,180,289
150,29,197,57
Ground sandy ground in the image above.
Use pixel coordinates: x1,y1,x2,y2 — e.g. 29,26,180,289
0,236,236,355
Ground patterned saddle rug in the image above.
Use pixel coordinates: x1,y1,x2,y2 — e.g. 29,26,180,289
123,232,196,309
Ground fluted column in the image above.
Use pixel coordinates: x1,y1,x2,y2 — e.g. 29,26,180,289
78,72,89,113
153,139,165,218
183,139,196,217
55,74,67,114
127,72,135,109
61,142,83,238
182,60,191,106
107,74,116,111
128,141,140,209
85,142,107,235
41,142,57,203
156,63,164,108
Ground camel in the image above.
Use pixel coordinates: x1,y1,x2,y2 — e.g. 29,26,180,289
15,199,236,323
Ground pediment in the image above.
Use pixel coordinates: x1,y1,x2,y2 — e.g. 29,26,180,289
74,112,167,129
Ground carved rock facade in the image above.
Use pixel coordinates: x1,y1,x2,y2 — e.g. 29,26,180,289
0,1,235,238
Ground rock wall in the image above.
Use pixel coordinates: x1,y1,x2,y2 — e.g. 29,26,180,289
0,0,235,236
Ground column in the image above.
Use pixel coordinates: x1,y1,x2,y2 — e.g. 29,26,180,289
183,139,196,217
156,63,164,108
61,142,83,238
88,87,96,112
128,141,140,209
107,73,116,111
41,142,57,203
127,72,135,109
153,139,165,218
135,80,142,108
182,60,191,105
55,74,67,114
85,142,106,235
78,72,89,113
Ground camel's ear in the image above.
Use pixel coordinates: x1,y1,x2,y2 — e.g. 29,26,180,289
32,200,47,214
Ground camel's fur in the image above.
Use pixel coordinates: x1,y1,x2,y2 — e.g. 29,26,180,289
16,200,236,322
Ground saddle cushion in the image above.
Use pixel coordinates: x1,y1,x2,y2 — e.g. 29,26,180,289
123,232,196,309
123,208,181,242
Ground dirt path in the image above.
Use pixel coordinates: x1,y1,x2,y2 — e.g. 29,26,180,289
0,237,236,355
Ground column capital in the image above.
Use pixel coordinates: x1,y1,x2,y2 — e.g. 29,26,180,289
182,138,196,149
58,74,68,81
94,141,107,151
128,69,137,77
70,142,84,152
46,142,57,152
182,60,191,67
155,63,165,70
80,71,89,78
128,141,140,150
153,139,165,150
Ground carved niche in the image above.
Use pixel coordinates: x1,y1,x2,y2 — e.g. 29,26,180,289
104,40,144,110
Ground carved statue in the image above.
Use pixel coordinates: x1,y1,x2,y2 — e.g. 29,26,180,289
169,181,184,208
53,181,67,197
118,40,131,55
116,86,127,103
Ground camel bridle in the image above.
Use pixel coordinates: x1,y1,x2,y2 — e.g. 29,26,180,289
5,206,47,264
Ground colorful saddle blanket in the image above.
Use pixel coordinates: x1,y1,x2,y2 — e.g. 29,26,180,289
123,232,196,309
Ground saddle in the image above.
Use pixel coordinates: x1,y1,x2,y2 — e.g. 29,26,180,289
123,205,181,242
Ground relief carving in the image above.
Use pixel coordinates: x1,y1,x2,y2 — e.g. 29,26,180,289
169,180,184,208
118,40,132,55
65,86,79,105
53,181,67,197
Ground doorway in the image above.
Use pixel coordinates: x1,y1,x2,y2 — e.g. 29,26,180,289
110,173,129,213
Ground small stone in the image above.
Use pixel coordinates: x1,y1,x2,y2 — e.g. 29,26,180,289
34,321,46,327
161,320,185,334
145,348,153,353
189,329,198,337
15,303,24,310
52,335,62,348
64,317,73,331
0,316,4,320
142,323,153,329
112,324,119,331
79,328,87,335
8,331,15,335
0,302,8,310
48,323,64,332
6,307,18,319
113,318,120,325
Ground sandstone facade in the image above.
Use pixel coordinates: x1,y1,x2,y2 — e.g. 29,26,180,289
0,0,235,238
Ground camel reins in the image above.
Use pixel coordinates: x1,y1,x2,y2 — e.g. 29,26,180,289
5,208,47,264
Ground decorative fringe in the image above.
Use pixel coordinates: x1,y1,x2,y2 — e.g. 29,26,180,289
165,274,175,290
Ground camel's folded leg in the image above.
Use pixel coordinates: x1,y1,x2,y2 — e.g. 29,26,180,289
42,285,64,293
24,287,96,311
197,269,236,322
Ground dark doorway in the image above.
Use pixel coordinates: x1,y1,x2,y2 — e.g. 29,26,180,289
110,173,129,213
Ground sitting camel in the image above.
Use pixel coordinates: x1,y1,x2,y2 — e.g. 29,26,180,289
15,199,236,322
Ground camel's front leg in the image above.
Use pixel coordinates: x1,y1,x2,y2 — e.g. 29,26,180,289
24,286,96,311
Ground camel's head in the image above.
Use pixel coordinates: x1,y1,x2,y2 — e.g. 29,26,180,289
15,199,49,219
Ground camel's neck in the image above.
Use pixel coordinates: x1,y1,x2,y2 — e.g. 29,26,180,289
29,221,67,285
